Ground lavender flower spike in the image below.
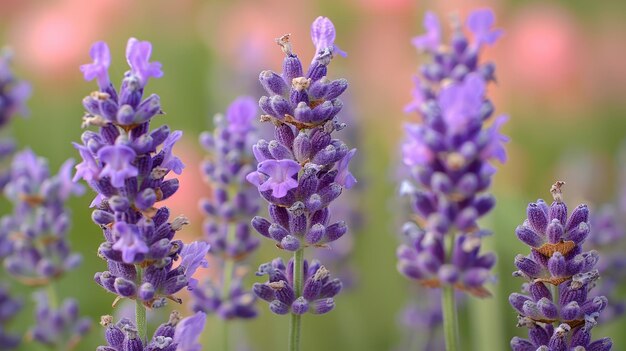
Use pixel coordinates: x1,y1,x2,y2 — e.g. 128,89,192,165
0,285,21,350
249,16,354,351
398,9,507,351
75,38,209,342
191,97,261,328
0,48,31,189
509,182,612,351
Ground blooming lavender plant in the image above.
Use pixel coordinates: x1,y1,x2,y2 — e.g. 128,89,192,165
97,310,206,351
190,97,260,350
246,16,355,351
0,148,91,349
396,9,507,350
75,38,209,342
0,48,30,189
509,182,612,351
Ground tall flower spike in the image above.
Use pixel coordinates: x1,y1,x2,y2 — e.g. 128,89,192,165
249,16,353,351
397,9,507,350
191,97,261,325
509,182,612,351
75,38,208,343
0,48,31,190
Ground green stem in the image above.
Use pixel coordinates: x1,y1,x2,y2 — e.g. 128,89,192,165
135,267,147,344
442,233,459,351
288,248,304,351
46,282,58,309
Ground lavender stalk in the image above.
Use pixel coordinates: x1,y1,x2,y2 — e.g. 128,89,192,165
509,182,612,350
246,17,354,351
191,96,261,350
397,9,507,350
76,38,209,348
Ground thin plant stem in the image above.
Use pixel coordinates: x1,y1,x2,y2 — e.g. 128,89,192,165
136,266,147,344
288,248,304,351
221,223,236,351
442,233,459,351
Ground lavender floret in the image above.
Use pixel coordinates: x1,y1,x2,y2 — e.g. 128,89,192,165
75,38,209,309
509,182,612,351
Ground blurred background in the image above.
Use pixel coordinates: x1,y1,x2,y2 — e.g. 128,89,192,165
1,0,626,350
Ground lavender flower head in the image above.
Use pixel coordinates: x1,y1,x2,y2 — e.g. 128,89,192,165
509,182,612,351
0,285,22,350
397,9,507,297
97,311,206,351
28,291,91,350
247,16,354,314
253,258,341,315
191,97,260,320
0,48,31,189
1,149,84,285
75,38,209,309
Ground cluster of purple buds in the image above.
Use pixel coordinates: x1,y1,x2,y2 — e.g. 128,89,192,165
587,206,626,321
246,16,355,314
76,38,209,309
1,149,84,285
0,48,30,189
253,257,341,315
509,182,613,351
190,97,260,320
28,291,91,350
397,290,445,351
396,9,507,297
97,311,206,351
0,285,21,350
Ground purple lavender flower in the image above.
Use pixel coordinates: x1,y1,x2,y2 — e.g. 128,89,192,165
509,182,612,351
191,97,261,322
0,285,21,350
1,149,84,284
397,8,507,297
75,38,208,311
253,258,341,315
97,311,206,351
248,17,352,349
0,48,31,189
28,291,91,349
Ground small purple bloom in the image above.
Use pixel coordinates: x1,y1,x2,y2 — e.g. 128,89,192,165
80,41,111,90
249,159,301,198
226,96,257,134
467,9,503,47
411,12,441,52
401,124,433,167
97,144,138,188
335,148,357,189
311,16,347,58
111,222,149,263
161,130,185,175
480,115,509,163
438,73,485,134
125,37,163,87
180,241,210,290
173,312,206,351
72,142,100,182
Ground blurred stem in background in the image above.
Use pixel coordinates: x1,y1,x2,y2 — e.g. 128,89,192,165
289,248,304,351
221,223,236,351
